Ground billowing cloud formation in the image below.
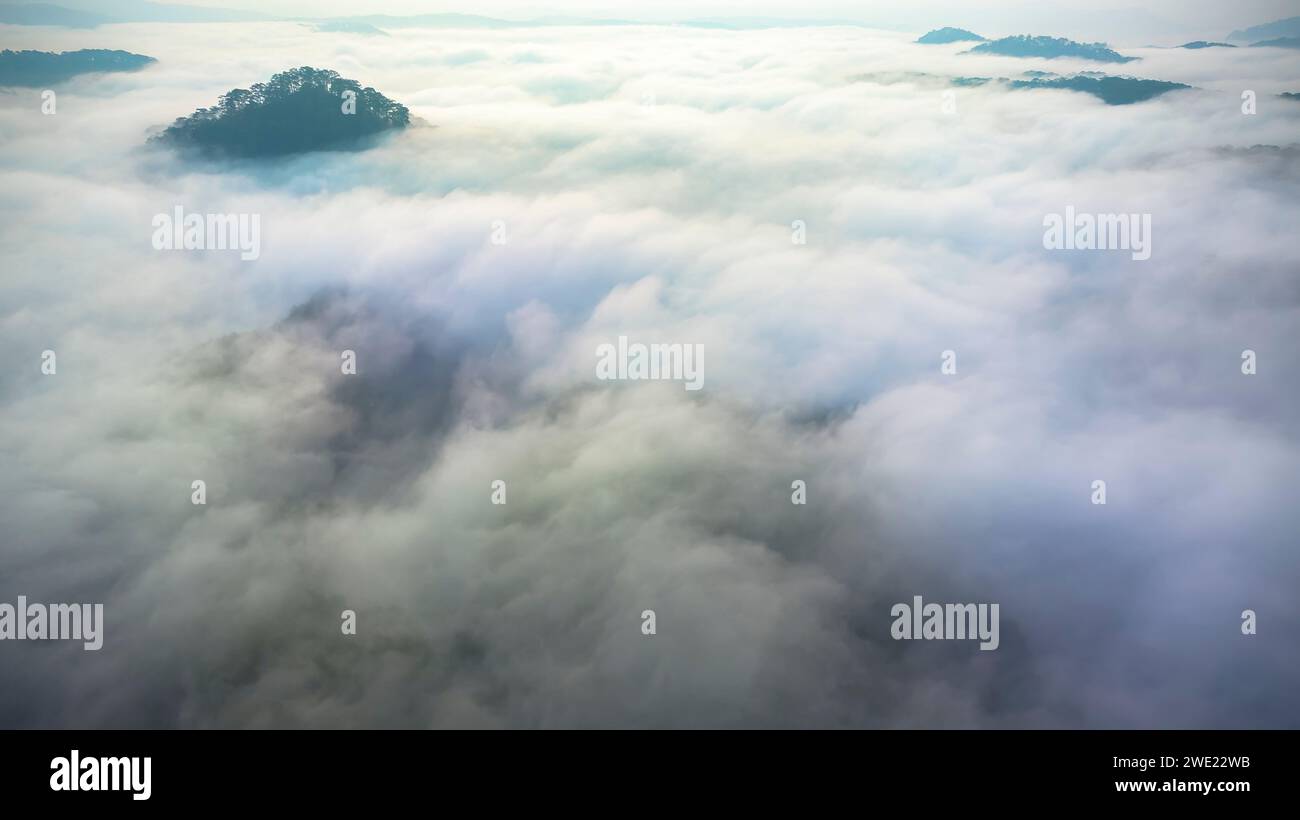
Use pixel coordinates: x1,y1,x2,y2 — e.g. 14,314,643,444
0,21,1297,727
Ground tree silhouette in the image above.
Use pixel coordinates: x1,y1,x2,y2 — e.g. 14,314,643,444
152,66,410,158
0,49,155,87
969,36,1136,63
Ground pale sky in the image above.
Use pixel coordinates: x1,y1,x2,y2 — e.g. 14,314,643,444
30,0,1300,42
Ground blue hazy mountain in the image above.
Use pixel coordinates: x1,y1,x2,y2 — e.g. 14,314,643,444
681,17,867,29
917,27,986,44
0,3,108,26
1228,16,1300,42
0,5,895,31
1006,75,1188,104
1250,37,1300,49
968,35,1136,63
313,21,389,36
335,14,864,30
1180,41,1236,49
856,68,1187,106
1282,93,1300,101
320,13,515,29
0,49,156,86
151,67,410,159
0,1,268,24
942,73,1188,104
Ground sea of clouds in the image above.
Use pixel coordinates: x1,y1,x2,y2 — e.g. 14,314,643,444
0,21,1298,727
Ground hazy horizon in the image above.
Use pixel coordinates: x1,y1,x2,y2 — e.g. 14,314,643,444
8,0,1300,44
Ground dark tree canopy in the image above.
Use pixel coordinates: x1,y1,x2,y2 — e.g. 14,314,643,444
0,49,155,87
1008,75,1189,104
151,66,410,158
969,36,1136,63
916,28,986,44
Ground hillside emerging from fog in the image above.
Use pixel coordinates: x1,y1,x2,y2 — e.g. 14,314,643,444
151,66,410,158
1007,74,1189,103
916,27,986,44
1228,15,1300,42
968,35,1135,62
0,49,155,86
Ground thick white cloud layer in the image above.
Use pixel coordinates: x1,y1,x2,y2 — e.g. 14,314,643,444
0,21,1297,727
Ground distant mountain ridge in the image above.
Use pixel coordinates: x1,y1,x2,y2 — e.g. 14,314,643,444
0,1,270,25
0,2,108,27
1250,37,1300,49
855,69,1189,106
968,35,1135,63
0,49,156,86
946,72,1187,104
1006,74,1188,104
0,2,876,29
1227,16,1300,42
312,21,389,36
917,27,986,44
0,3,856,28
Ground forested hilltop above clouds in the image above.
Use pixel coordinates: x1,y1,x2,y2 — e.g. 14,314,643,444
0,49,155,86
150,67,411,159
